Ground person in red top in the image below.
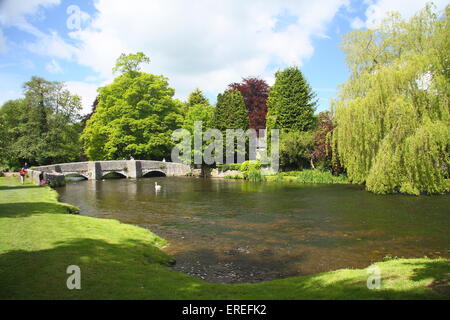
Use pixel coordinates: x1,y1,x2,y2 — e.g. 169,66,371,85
19,168,27,184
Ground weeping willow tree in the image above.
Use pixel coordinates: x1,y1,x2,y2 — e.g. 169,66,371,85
332,4,449,195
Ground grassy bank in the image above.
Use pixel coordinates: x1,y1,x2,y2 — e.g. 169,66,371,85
0,176,448,299
219,160,349,184
266,170,349,184
224,169,349,184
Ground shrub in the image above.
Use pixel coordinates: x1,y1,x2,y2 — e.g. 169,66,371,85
224,174,244,179
217,163,242,172
279,131,314,171
240,160,264,181
268,170,348,184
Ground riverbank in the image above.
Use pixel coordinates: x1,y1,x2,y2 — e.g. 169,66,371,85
0,176,448,299
265,170,349,184
218,163,350,184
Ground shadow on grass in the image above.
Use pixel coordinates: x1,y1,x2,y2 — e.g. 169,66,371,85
408,260,450,282
407,260,450,296
0,237,448,300
0,238,193,299
0,184,40,191
0,202,73,218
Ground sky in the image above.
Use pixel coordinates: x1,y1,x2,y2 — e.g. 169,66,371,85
0,0,448,115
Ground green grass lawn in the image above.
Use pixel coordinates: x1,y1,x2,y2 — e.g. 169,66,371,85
0,176,448,299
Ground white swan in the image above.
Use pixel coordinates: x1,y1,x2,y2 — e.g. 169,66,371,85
155,181,161,192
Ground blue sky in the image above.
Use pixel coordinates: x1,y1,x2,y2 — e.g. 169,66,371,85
0,0,447,115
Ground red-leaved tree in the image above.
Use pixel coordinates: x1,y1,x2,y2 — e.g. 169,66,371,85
228,77,269,132
312,111,343,173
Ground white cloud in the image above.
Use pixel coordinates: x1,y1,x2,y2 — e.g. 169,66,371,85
45,59,62,73
26,31,77,60
65,81,99,115
84,75,100,82
0,0,60,37
350,17,365,29
66,4,91,31
353,0,448,29
36,0,349,101
2,0,352,106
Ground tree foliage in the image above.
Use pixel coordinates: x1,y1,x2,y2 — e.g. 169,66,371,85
0,77,82,168
279,131,314,171
185,88,210,111
228,77,269,131
183,104,215,132
311,112,341,172
332,4,450,194
213,90,248,163
266,66,317,132
214,90,248,131
182,102,215,169
81,54,183,161
112,52,150,75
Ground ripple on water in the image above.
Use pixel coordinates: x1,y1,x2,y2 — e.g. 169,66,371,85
57,177,450,283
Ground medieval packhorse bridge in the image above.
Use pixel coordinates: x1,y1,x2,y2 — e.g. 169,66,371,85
28,160,190,185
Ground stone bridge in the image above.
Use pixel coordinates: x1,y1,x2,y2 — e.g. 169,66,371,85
28,160,191,185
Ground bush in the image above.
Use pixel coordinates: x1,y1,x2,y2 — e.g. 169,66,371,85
279,131,314,171
267,170,348,184
240,160,264,181
223,174,244,179
217,163,242,172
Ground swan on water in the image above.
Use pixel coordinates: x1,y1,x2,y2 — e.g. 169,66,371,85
155,181,161,191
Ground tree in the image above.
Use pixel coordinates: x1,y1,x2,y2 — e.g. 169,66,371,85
332,4,449,194
228,77,269,131
214,90,248,131
81,53,183,161
182,102,215,174
311,111,341,172
185,88,210,111
0,77,82,168
0,116,6,163
183,104,215,133
279,131,314,171
266,66,317,132
214,90,248,163
0,99,27,169
112,52,150,75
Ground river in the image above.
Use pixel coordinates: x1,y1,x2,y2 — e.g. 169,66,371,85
57,177,450,283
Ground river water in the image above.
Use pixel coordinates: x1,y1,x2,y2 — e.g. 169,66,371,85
57,177,450,283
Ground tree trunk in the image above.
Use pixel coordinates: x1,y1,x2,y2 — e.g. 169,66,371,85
310,158,315,169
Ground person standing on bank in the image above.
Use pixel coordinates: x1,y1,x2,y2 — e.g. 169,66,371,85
19,167,27,184
39,172,45,185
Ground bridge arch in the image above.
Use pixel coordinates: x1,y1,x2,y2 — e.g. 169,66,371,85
101,171,127,179
142,170,166,178
64,172,88,180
